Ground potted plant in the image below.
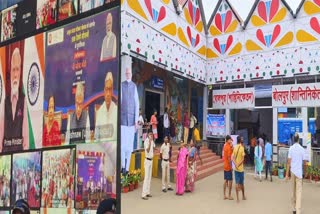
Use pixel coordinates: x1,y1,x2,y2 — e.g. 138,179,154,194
272,165,278,176
305,166,312,180
278,164,285,179
128,172,135,191
121,173,130,193
132,169,141,189
314,167,319,182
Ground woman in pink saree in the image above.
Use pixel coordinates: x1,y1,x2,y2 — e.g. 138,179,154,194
176,142,188,195
185,140,197,192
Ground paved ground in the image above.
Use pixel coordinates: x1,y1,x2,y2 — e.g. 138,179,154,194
121,170,320,214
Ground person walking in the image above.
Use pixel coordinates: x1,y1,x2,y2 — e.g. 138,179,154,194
223,135,233,200
142,132,155,200
285,133,308,214
254,140,263,182
264,138,273,182
176,142,188,195
232,136,246,203
160,136,173,192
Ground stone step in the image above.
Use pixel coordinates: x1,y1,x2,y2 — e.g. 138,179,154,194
196,163,225,181
169,154,221,167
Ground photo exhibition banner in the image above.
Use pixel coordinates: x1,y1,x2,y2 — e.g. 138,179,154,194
44,8,119,147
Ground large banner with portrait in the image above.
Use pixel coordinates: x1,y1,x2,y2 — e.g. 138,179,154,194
75,142,116,210
0,34,45,153
44,8,119,147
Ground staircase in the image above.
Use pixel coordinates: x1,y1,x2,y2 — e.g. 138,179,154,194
155,145,224,182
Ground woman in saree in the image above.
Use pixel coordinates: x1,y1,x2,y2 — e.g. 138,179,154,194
254,139,263,182
186,140,197,192
176,142,188,195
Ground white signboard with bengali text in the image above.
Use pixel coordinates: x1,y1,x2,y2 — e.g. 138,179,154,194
272,83,320,107
212,88,255,109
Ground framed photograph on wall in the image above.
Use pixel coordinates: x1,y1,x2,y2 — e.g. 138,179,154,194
0,155,11,208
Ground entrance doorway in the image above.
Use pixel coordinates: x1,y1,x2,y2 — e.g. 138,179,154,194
145,90,164,143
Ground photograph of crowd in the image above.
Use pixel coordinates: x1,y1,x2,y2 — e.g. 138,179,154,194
11,152,41,208
36,0,57,29
0,155,11,208
1,5,17,42
41,149,75,208
75,142,116,210
58,0,77,21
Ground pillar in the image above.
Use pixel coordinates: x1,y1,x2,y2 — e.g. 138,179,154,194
225,109,230,135
272,107,278,163
203,86,208,140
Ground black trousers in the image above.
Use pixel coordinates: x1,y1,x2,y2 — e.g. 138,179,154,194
265,160,272,179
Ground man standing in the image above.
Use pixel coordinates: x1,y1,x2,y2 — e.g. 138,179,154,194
286,133,307,214
163,107,170,138
160,136,173,193
142,132,155,200
183,111,190,144
100,13,117,61
121,65,139,174
223,135,233,200
232,136,246,203
188,112,197,142
264,138,273,182
1,47,28,152
95,72,118,142
66,83,90,144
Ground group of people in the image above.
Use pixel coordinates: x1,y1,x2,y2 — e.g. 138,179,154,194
1,11,16,42
141,129,200,200
249,136,273,182
41,150,74,208
223,133,308,214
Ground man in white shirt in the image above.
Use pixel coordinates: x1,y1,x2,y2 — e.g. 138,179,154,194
188,112,197,142
163,107,170,138
95,72,117,142
100,13,117,61
286,133,307,214
142,132,155,200
160,136,173,192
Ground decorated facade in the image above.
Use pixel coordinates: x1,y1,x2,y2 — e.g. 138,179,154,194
121,0,320,85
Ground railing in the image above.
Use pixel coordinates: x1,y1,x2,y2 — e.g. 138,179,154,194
278,146,320,168
312,148,320,168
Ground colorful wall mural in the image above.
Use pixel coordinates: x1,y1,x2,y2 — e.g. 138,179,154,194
121,0,207,83
206,0,320,84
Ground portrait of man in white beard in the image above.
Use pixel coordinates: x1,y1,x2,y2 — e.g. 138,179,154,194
0,45,29,153
100,12,117,61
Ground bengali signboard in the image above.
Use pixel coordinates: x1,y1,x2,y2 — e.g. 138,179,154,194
212,88,255,109
272,83,320,107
